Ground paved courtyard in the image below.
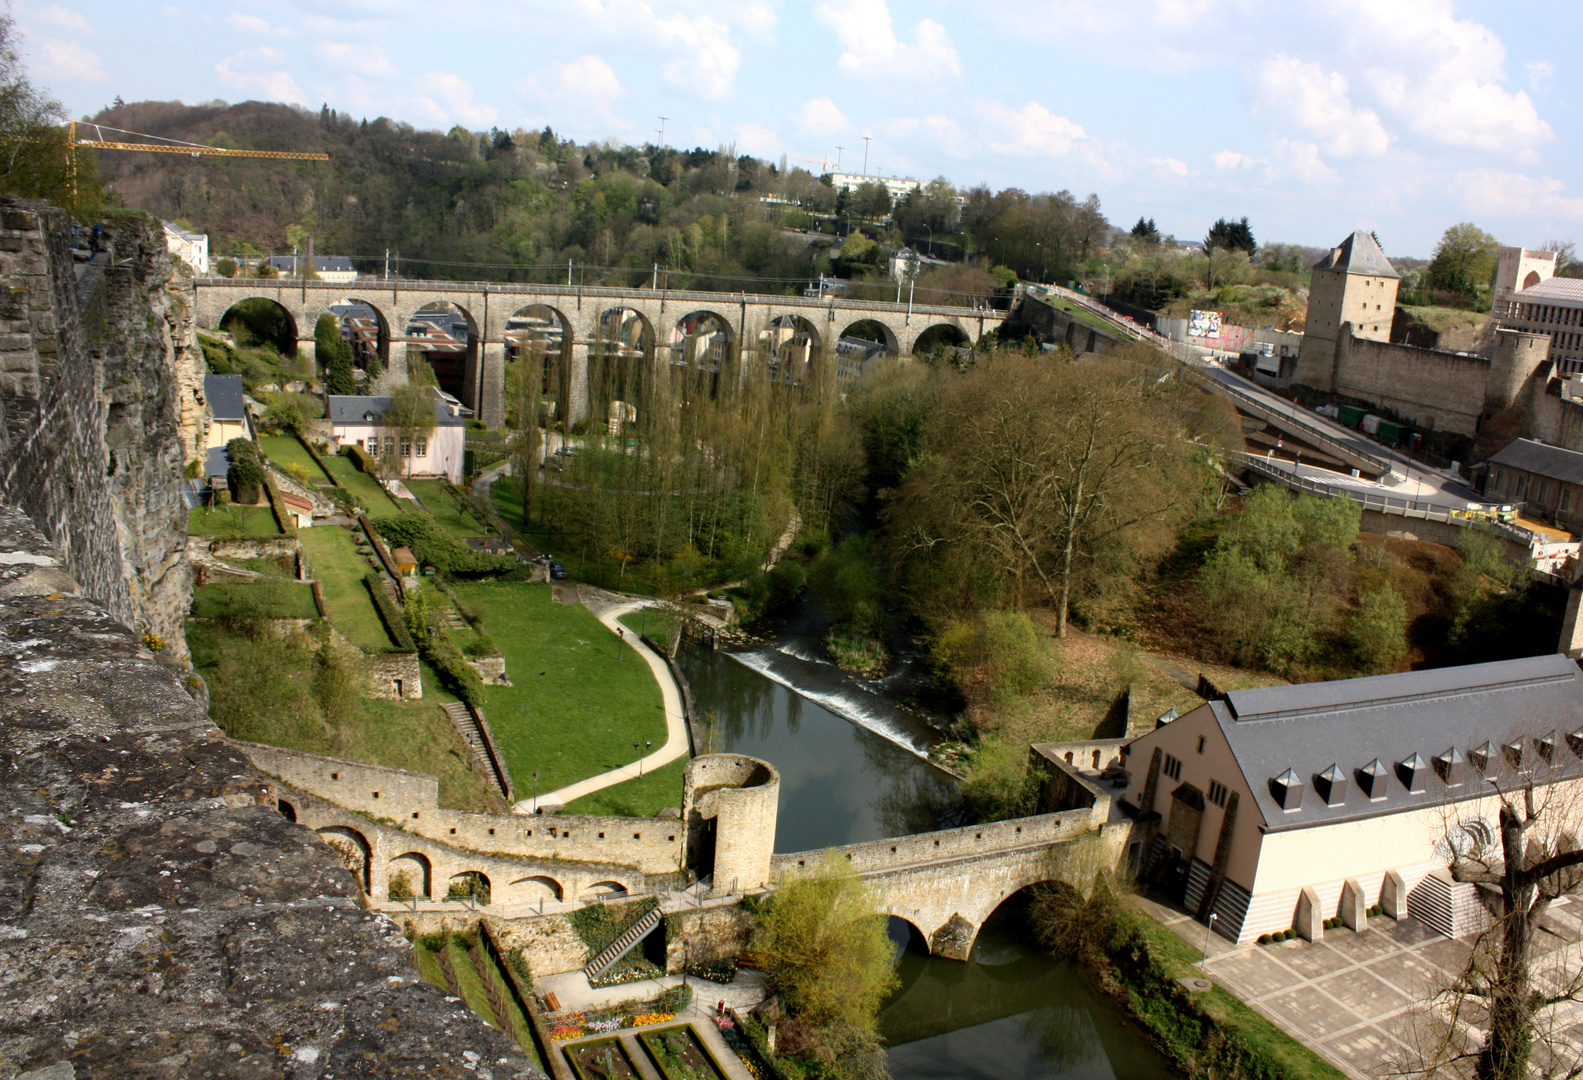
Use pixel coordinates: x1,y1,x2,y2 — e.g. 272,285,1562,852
1139,895,1583,1079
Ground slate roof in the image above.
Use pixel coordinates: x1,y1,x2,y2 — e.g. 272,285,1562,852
204,446,230,479
1515,276,1583,303
1312,230,1400,280
1210,653,1583,831
1486,438,1583,487
204,374,246,421
266,255,356,273
324,394,465,426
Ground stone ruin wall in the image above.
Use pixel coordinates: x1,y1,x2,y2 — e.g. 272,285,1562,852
0,199,201,658
1331,331,1490,437
0,500,539,1079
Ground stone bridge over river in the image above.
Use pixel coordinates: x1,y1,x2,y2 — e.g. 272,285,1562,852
193,277,1010,427
246,744,1124,963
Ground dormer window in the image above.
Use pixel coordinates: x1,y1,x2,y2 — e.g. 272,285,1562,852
1397,752,1429,794
1433,747,1464,787
1536,731,1557,763
1503,739,1525,769
1315,764,1346,807
1567,729,1583,758
1358,758,1388,800
1470,741,1493,776
1271,768,1303,811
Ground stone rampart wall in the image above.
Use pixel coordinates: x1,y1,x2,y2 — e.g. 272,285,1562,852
1333,333,1489,436
770,807,1095,878
0,500,537,1077
242,743,685,874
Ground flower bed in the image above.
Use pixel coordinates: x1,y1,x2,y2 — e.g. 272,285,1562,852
566,1038,639,1080
683,959,738,985
547,1009,675,1041
639,1026,729,1080
589,955,662,989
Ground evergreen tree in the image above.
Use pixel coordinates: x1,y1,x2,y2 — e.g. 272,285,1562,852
1130,216,1160,244
315,313,355,395
1204,216,1256,255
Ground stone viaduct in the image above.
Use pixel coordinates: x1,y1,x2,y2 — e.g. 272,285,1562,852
193,278,1010,428
246,744,1122,965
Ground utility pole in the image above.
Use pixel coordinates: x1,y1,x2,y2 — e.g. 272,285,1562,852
862,136,871,176
657,116,668,148
384,249,390,281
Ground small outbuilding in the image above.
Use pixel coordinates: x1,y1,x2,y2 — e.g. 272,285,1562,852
391,547,418,578
280,492,314,529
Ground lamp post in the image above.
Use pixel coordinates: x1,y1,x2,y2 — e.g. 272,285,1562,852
1202,912,1218,966
532,771,539,812
922,222,932,259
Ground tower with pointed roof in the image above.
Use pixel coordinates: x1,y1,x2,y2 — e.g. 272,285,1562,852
1294,230,1401,391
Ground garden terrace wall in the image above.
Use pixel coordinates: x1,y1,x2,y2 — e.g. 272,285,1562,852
244,743,686,874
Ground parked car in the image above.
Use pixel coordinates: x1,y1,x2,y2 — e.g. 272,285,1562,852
549,561,569,581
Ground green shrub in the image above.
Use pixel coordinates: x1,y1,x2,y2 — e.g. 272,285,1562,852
226,437,265,505
656,983,692,1013
372,513,516,577
363,572,417,651
346,443,377,474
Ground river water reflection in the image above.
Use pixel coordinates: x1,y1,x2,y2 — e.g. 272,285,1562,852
677,643,1178,1078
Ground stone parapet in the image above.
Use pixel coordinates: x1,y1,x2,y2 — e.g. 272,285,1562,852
0,500,540,1078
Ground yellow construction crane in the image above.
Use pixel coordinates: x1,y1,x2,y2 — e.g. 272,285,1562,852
788,155,835,174
69,122,330,161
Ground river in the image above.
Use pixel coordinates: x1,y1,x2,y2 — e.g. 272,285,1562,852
677,638,1177,1079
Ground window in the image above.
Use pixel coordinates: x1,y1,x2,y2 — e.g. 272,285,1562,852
415,438,427,456
400,440,412,458
1538,480,1549,503
1196,735,1206,754
1563,488,1572,512
1517,475,1528,499
1163,753,1183,781
1208,780,1229,807
1495,469,1504,492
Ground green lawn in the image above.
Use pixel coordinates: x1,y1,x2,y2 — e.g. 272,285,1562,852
563,756,686,817
407,478,492,538
258,434,333,484
187,505,281,536
356,694,499,812
1046,295,1119,334
320,452,405,513
489,475,527,530
298,525,394,652
190,581,318,620
450,581,668,797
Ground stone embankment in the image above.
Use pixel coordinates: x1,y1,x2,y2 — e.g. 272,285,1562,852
0,501,543,1079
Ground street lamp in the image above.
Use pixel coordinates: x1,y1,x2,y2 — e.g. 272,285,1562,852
1201,912,1218,966
922,222,932,259
532,771,539,812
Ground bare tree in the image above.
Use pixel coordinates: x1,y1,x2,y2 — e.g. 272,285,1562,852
1408,729,1583,1080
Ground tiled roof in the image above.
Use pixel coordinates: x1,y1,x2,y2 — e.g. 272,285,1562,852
1486,438,1583,487
265,255,356,273
324,394,465,426
1515,277,1583,302
1312,230,1400,279
1209,653,1583,830
204,374,246,421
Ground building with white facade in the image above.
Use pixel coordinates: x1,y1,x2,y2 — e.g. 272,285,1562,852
826,172,922,201
163,222,209,277
265,255,358,284
325,390,467,482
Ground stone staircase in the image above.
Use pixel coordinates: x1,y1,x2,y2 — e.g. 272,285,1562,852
444,607,467,631
583,905,663,980
440,700,514,802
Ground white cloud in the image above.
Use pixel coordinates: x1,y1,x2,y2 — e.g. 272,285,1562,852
34,37,107,82
656,14,739,99
1149,157,1189,176
1256,55,1388,157
313,41,396,78
1526,60,1552,92
884,114,973,158
20,4,92,34
1213,150,1259,169
814,0,961,81
417,73,498,128
224,12,286,35
1455,169,1583,222
552,55,623,101
979,101,1093,161
1332,0,1551,158
734,122,781,157
799,97,846,135
214,47,307,106
162,4,184,15
1273,139,1337,185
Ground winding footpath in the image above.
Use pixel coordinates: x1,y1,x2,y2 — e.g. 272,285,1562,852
516,597,690,812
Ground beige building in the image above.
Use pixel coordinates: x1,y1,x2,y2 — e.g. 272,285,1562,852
202,373,248,451
1294,231,1400,390
1481,437,1583,527
1117,654,1583,943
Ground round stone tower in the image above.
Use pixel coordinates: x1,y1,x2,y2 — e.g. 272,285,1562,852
682,754,779,895
1484,328,1550,416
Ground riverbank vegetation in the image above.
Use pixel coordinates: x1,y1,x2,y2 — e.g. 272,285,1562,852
750,854,898,1080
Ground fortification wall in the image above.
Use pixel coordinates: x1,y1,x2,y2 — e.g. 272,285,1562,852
0,500,537,1078
770,807,1095,878
0,200,197,655
243,743,685,874
1332,332,1489,436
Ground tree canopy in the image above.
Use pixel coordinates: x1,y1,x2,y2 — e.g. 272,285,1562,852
1204,216,1256,255
1427,222,1500,297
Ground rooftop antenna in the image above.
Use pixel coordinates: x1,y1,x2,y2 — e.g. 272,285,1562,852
657,116,668,148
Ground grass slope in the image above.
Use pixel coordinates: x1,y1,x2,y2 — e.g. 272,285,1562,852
298,525,394,651
406,478,491,538
320,452,404,513
191,581,317,620
258,434,333,483
187,505,281,536
450,582,669,798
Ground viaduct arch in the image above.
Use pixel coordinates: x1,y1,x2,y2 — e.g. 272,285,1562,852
193,279,1009,429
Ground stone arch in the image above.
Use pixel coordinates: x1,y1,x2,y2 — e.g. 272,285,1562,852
593,306,655,424
387,851,432,899
762,314,821,387
276,799,296,823
911,322,971,358
447,870,491,904
330,298,393,375
219,297,299,357
886,914,930,958
1524,270,1542,290
406,301,479,407
316,825,372,893
669,309,735,401
835,318,898,384
581,880,629,900
509,875,564,901
505,304,573,427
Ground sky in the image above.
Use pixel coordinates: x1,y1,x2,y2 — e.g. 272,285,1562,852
21,0,1583,256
